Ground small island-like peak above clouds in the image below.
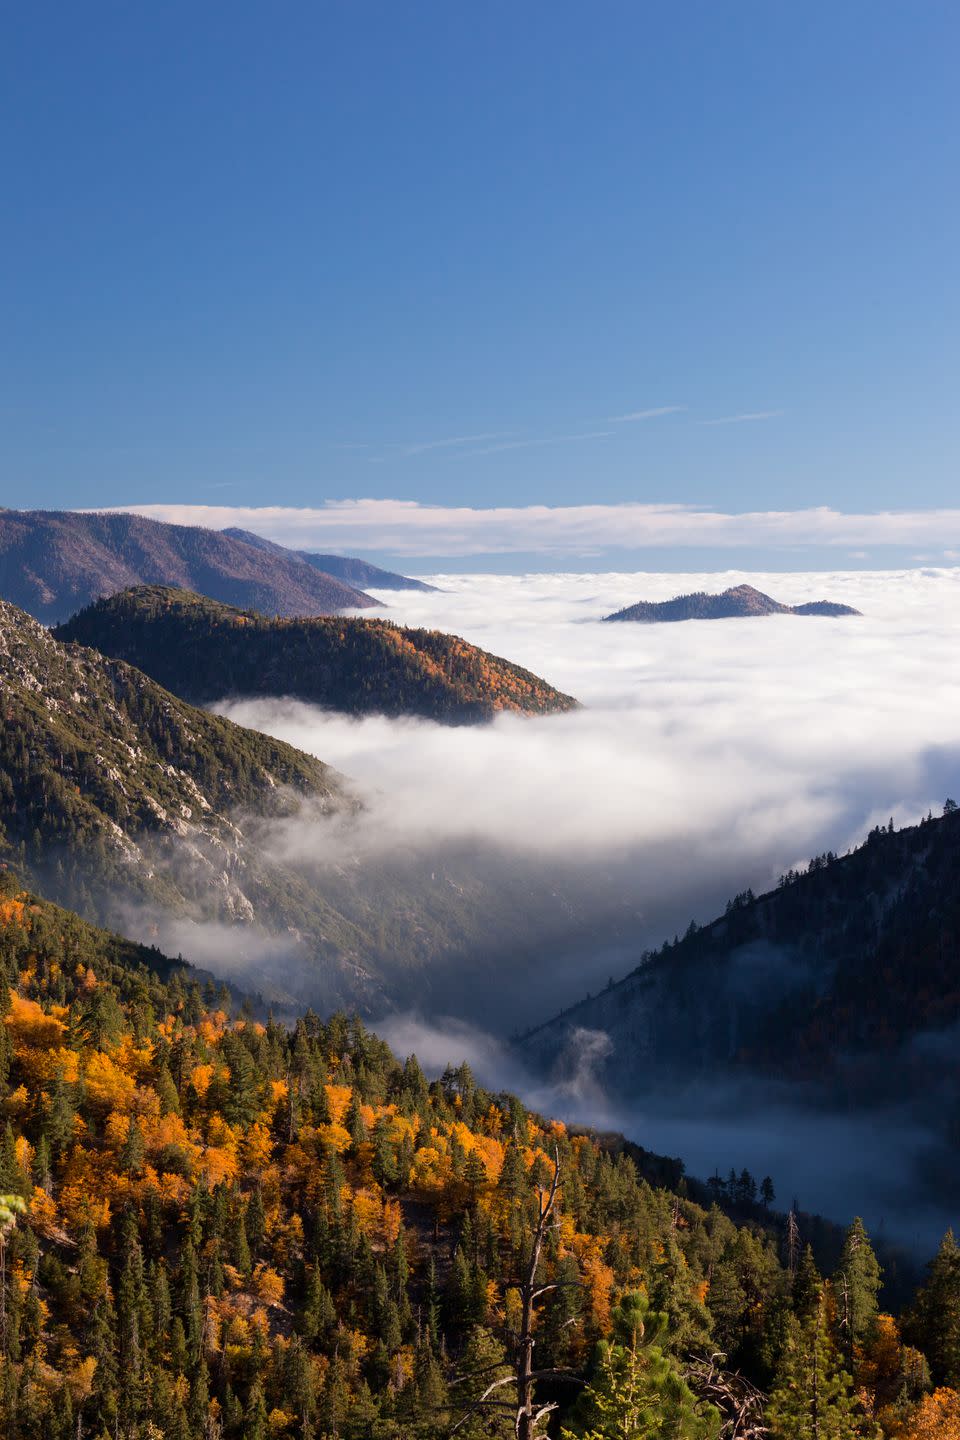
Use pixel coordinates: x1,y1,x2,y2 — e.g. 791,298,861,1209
604,582,861,623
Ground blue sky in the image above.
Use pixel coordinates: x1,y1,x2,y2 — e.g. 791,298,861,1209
3,2,958,566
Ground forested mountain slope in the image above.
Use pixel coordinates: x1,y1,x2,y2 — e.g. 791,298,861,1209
523,805,960,1092
0,869,951,1440
0,509,377,622
223,526,438,592
0,600,589,1013
604,583,860,622
0,594,346,930
56,586,579,723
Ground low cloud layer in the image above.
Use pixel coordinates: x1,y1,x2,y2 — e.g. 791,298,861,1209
373,1013,958,1255
212,566,960,1025
205,566,960,1244
97,499,960,560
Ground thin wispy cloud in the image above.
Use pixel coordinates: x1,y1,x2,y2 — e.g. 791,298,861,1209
699,410,784,426
606,405,686,423
337,426,619,462
109,500,960,559
458,429,613,458
398,432,510,456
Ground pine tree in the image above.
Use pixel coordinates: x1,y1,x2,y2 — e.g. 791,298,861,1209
464,1148,488,1202
371,1114,399,1187
187,1355,210,1434
156,1062,181,1116
319,1356,351,1436
300,1265,336,1344
243,1377,268,1440
413,1341,447,1414
42,1071,76,1161
284,1335,316,1434
905,1230,960,1386
347,1091,368,1154
562,1293,719,1440
834,1218,882,1367
793,1246,823,1320
766,1289,878,1439
449,1325,514,1439
120,1119,146,1177
116,1212,148,1418
247,1185,266,1259
231,1196,252,1278
151,1261,172,1360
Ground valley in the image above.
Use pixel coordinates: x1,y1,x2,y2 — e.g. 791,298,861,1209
7,15,957,1433
3,556,960,1432
0,556,958,1433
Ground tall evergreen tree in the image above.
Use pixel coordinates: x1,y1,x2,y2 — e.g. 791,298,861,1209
834,1218,882,1366
766,1289,878,1440
905,1230,960,1387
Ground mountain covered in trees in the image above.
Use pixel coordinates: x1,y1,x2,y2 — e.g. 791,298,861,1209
0,867,957,1440
523,804,960,1102
0,593,346,933
223,527,437,593
0,510,379,623
0,598,594,1013
56,587,579,724
603,584,861,623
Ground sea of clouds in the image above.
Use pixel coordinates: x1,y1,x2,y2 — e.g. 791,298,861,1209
213,566,960,1245
218,565,960,1012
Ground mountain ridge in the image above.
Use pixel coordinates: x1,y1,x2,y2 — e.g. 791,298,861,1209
223,525,438,592
0,508,380,622
522,803,960,1090
55,585,580,723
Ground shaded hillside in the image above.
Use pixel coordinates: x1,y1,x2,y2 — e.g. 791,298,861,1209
0,595,345,922
1,599,592,1013
0,508,378,622
0,868,231,1004
523,805,960,1091
224,525,438,592
56,586,579,723
604,583,860,622
0,868,941,1440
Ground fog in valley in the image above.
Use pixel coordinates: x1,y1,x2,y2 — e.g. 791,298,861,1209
217,565,960,1014
207,565,960,1250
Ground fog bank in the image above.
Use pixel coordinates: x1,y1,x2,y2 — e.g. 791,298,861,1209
216,566,960,1024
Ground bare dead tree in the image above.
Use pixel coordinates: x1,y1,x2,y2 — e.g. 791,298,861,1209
449,1147,582,1439
836,1267,853,1370
685,1353,769,1439
785,1209,800,1278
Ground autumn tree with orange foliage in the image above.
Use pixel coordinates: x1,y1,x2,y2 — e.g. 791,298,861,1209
0,873,956,1440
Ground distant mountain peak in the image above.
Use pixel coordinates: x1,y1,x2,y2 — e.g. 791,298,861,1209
0,508,381,623
604,583,861,622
